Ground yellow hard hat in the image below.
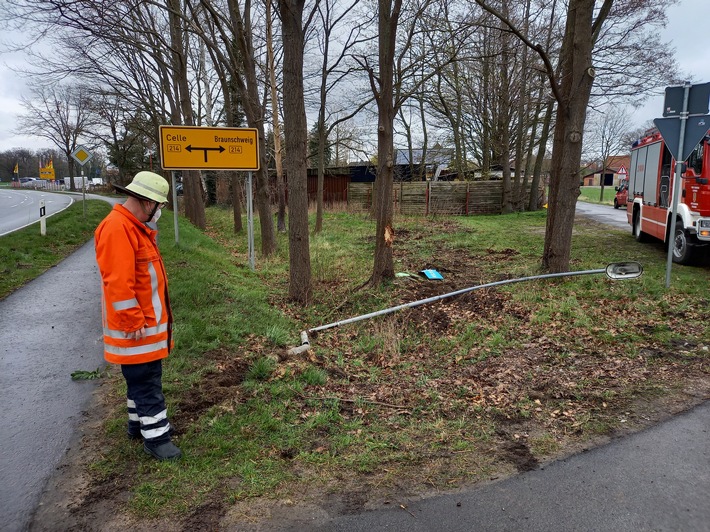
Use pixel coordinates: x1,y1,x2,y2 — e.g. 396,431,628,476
115,171,169,203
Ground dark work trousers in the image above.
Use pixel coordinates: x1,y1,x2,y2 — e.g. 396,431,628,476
121,360,172,447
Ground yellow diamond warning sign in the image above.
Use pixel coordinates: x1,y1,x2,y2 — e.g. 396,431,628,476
71,145,93,166
159,125,260,171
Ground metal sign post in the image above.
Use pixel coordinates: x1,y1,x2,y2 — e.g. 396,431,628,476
247,172,255,271
171,171,180,245
70,145,93,220
664,84,689,289
81,167,86,217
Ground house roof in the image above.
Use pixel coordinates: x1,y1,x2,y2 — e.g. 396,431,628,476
605,155,630,171
580,155,631,178
395,147,453,166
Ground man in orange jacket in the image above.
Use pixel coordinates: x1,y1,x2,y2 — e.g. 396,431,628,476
95,171,181,461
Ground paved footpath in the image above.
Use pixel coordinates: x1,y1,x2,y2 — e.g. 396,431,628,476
0,240,105,532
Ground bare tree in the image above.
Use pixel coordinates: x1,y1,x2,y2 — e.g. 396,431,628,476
424,3,482,178
278,0,312,303
89,94,155,184
167,0,207,229
496,1,513,213
194,0,277,255
356,0,452,285
363,0,404,284
311,0,373,233
17,83,94,191
475,0,677,272
585,105,631,201
7,0,209,225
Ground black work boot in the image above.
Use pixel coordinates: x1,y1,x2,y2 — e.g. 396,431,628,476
144,441,182,461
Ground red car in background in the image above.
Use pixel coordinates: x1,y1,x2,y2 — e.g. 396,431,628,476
614,179,628,209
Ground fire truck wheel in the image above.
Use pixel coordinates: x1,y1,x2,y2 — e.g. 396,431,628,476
672,225,694,264
633,211,648,242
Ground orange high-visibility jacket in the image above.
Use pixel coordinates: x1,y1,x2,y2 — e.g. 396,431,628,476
95,204,173,365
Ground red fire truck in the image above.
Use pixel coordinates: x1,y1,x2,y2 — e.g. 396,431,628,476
627,128,710,263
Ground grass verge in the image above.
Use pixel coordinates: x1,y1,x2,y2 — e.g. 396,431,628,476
578,185,618,205
0,200,112,300
91,207,709,522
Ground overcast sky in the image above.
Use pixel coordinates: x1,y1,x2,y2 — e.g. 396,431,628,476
626,0,710,127
0,0,708,154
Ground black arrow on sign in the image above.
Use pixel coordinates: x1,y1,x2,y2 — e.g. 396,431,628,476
186,144,225,162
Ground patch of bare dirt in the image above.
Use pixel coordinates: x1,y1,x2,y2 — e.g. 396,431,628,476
173,348,251,430
30,220,710,531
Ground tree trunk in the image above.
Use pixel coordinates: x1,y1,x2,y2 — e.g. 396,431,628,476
480,28,492,177
315,38,327,234
316,123,325,232
266,0,287,233
542,0,597,272
370,0,402,285
167,0,206,229
278,0,311,304
499,3,513,214
397,107,415,180
373,114,396,284
599,157,607,201
522,103,540,209
67,158,76,191
512,0,531,211
418,94,429,181
530,100,553,212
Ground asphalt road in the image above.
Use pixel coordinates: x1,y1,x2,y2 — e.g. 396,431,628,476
574,200,630,232
0,189,74,236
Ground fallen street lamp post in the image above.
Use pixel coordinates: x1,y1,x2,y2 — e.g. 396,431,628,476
287,262,644,356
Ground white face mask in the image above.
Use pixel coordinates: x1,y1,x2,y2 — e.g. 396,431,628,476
151,207,162,224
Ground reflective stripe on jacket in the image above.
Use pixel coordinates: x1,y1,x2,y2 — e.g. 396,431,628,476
95,204,173,365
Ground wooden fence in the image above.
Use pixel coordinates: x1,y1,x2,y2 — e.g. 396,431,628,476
348,181,544,215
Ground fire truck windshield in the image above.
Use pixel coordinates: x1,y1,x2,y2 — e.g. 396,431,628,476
688,141,704,174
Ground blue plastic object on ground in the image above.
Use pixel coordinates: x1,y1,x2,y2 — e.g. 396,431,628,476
420,269,443,280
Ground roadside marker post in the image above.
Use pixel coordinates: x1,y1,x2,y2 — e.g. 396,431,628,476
39,200,46,236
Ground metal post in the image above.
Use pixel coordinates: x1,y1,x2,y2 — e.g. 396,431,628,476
81,167,86,219
665,82,691,289
247,171,255,270
171,171,179,244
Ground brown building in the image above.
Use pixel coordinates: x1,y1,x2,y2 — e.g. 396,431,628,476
581,155,630,187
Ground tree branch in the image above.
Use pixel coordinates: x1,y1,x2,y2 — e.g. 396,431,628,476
474,0,561,105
